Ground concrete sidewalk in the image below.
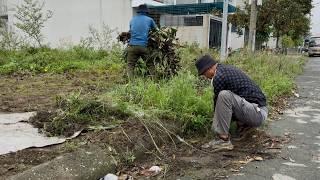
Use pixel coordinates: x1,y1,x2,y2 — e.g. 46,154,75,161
230,57,320,180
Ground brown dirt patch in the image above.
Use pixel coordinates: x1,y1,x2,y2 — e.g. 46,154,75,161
116,129,291,179
0,72,122,112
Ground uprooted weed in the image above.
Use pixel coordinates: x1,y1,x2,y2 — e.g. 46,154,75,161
30,92,131,137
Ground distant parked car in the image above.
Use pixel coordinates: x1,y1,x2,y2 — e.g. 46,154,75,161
308,37,320,57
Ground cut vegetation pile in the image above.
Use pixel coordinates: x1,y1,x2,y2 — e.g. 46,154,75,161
119,27,181,78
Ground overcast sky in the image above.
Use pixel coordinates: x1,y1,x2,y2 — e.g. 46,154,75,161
311,0,320,35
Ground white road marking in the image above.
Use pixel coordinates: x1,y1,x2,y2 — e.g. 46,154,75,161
282,162,307,167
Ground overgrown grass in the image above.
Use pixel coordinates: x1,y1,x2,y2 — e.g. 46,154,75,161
0,46,125,75
227,52,305,104
10,45,305,136
108,72,213,133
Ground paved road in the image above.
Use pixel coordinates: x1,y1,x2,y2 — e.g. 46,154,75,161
230,57,320,180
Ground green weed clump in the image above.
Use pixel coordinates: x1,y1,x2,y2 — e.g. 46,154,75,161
0,46,125,75
227,52,305,104
109,72,213,133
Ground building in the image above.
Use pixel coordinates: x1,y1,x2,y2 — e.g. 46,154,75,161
149,0,241,49
1,0,135,47
0,0,247,49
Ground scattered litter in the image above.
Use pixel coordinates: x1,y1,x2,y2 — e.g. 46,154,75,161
102,173,118,180
254,156,263,161
288,145,298,149
272,173,296,180
316,136,320,139
282,162,307,167
284,132,290,136
140,166,162,177
314,143,320,146
149,166,162,173
238,156,263,164
291,90,300,98
230,168,239,172
297,132,304,135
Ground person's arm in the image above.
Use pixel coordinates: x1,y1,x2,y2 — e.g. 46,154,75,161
213,75,226,110
129,20,132,33
150,19,157,29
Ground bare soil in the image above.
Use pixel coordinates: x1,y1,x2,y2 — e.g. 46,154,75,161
116,129,290,179
0,72,121,112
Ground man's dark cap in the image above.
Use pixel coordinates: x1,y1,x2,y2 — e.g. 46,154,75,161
137,4,149,14
195,55,217,75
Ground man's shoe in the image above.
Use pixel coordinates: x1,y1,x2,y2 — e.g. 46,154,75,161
201,139,234,151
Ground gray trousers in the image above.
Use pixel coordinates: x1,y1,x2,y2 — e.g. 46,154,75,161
213,90,268,135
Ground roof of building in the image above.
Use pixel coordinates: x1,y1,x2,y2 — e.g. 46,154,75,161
148,2,236,15
132,0,164,7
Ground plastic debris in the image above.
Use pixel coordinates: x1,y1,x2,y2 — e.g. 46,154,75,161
102,173,118,180
149,166,162,173
254,156,263,161
140,165,162,177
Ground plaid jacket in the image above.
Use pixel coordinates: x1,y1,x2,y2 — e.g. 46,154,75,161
212,64,267,108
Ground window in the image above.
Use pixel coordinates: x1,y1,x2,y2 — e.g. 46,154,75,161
231,24,237,33
184,16,203,26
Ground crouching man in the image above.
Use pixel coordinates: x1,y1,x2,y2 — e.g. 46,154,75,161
195,55,268,151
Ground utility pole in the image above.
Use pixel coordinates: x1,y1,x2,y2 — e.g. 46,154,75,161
248,0,258,53
220,0,229,61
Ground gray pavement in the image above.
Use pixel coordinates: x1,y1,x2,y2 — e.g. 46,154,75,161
230,57,320,180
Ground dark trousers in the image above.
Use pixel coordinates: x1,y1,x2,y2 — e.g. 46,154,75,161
127,45,154,78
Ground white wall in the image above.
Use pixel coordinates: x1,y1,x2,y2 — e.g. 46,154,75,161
7,0,133,47
166,14,210,48
266,37,277,49
229,32,244,50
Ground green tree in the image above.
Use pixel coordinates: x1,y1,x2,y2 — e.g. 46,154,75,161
229,0,311,48
14,0,53,47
